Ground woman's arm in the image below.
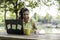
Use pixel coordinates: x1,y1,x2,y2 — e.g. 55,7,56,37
33,22,38,30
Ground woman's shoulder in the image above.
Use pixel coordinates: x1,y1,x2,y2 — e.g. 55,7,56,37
30,18,37,23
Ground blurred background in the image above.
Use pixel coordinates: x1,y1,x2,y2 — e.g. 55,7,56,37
0,0,60,34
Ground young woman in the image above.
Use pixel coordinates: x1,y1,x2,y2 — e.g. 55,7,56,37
19,8,38,35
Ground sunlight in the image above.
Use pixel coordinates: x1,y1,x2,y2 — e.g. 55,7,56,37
27,0,59,18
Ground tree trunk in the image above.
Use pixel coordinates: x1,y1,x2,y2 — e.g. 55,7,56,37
15,0,18,19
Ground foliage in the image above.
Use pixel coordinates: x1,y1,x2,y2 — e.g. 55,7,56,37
0,14,4,23
9,13,16,19
57,0,60,5
32,13,41,22
45,13,52,22
56,14,60,19
0,0,60,23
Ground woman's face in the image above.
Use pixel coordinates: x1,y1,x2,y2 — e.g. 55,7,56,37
23,11,29,22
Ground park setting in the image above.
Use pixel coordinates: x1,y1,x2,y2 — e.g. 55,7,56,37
0,0,60,40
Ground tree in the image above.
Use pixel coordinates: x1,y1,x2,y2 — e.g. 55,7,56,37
0,0,59,22
0,0,24,19
45,13,52,22
56,14,60,19
0,0,40,19
56,0,60,10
